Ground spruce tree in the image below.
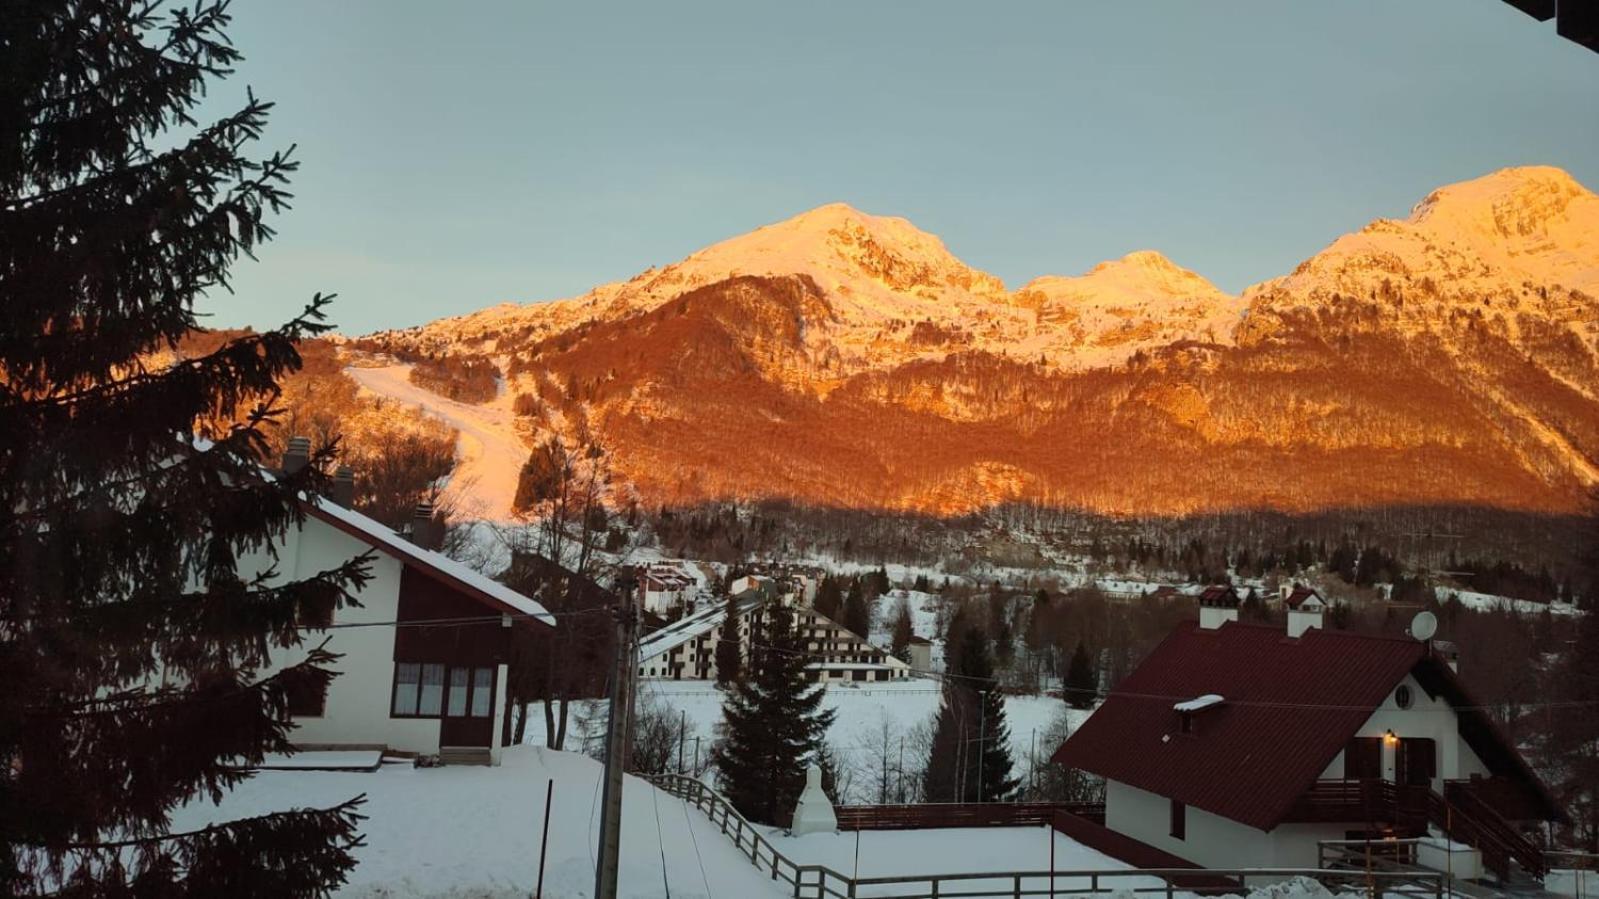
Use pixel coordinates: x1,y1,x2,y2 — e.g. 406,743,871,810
714,593,742,685
889,596,914,663
923,628,1018,803
842,576,871,637
1065,642,1098,709
2,4,368,895
813,574,843,619
713,602,836,825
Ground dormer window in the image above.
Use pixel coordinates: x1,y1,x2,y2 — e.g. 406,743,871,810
1173,694,1223,736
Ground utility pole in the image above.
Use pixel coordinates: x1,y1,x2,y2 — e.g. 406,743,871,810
593,576,638,899
977,689,987,803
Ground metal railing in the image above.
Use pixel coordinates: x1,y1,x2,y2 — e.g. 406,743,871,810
835,802,1105,831
649,773,1447,899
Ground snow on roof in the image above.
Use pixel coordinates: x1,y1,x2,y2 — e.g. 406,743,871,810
1172,694,1224,713
638,594,766,660
304,495,555,626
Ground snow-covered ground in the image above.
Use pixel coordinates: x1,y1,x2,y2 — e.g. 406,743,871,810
1432,586,1581,617
170,746,785,899
346,362,527,521
767,824,1157,896
529,679,1093,803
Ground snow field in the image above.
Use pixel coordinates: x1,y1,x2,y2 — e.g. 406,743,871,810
169,746,785,899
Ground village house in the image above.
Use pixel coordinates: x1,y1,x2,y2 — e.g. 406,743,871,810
639,561,701,616
1052,587,1562,882
242,438,557,766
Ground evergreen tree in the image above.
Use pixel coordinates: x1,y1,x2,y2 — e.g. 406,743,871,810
922,628,1018,803
1065,642,1098,710
715,593,743,685
813,574,843,619
889,596,914,662
2,3,367,894
1548,606,1599,848
713,603,836,826
842,576,871,637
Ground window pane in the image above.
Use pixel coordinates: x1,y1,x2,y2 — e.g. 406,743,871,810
447,667,470,717
418,663,446,716
471,667,493,717
392,663,421,715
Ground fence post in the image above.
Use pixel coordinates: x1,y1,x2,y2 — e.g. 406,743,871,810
1166,875,1174,899
1014,873,1022,899
930,876,940,899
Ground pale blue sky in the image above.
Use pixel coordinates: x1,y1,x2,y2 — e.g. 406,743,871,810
204,1,1599,335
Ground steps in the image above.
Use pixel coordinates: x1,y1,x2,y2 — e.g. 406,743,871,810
438,746,492,766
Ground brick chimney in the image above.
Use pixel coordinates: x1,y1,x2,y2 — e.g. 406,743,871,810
408,500,440,550
282,436,311,475
331,465,355,508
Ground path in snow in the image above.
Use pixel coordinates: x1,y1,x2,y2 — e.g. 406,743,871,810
346,363,527,521
169,746,786,899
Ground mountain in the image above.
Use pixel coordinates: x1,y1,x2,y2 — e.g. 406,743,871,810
343,167,1599,519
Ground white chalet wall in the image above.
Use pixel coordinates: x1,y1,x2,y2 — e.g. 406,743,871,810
1105,780,1344,869
1315,674,1489,789
241,516,443,755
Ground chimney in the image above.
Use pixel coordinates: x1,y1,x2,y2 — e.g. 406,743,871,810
408,500,440,550
282,436,312,475
1285,586,1325,638
331,466,355,508
1197,585,1240,630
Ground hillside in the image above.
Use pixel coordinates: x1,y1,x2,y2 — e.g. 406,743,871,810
337,167,1599,519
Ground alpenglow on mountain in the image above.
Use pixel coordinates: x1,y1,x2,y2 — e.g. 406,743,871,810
340,166,1599,519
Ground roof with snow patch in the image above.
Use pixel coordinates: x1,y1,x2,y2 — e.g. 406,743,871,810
1051,619,1560,830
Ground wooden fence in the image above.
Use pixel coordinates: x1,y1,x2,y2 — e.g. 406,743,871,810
836,802,1104,831
648,774,1448,899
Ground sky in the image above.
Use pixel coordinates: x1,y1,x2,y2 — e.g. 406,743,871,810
202,0,1599,335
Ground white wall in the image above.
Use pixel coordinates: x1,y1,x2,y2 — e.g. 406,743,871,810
1105,780,1345,869
243,517,443,756
1315,674,1489,790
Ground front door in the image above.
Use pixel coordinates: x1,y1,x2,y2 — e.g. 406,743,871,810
1396,738,1436,787
439,665,497,748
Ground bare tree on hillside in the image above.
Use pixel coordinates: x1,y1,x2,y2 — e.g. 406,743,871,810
500,435,639,749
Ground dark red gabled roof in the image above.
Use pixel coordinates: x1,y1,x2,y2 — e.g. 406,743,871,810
1197,585,1240,607
1284,586,1324,609
1052,621,1486,831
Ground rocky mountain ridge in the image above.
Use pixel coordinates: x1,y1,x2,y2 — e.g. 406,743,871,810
341,166,1599,517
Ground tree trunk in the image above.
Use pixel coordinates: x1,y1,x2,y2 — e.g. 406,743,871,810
555,696,570,751
513,700,528,745
543,692,557,749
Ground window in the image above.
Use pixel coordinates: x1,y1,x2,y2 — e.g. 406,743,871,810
1344,737,1383,780
393,663,421,715
470,668,494,716
392,663,483,718
1394,685,1413,709
419,663,445,715
287,676,326,717
1179,713,1193,735
447,667,470,717
1170,800,1186,840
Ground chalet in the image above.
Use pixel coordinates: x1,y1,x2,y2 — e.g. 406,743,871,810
242,440,557,766
1052,600,1563,882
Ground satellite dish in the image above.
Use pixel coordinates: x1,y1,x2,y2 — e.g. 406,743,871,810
1410,610,1438,642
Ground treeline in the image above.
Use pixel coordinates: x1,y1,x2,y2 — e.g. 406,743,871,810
406,354,499,404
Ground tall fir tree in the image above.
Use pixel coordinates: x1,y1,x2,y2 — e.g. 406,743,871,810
1065,642,1098,710
813,574,843,620
713,602,836,825
842,576,871,637
889,596,914,663
922,627,1018,803
714,593,743,685
2,4,370,896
